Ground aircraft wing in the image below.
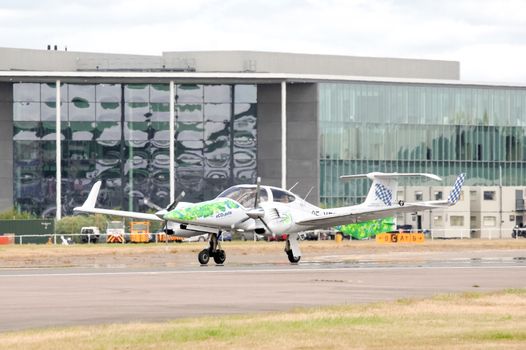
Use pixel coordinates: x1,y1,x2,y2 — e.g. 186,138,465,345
73,181,163,221
296,201,449,229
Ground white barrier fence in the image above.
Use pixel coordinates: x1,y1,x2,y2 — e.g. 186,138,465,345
4,228,525,244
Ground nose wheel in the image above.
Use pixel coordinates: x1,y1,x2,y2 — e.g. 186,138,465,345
198,232,226,265
286,250,301,263
284,233,301,263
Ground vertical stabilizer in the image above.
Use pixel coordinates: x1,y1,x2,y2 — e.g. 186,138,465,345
365,175,397,206
447,173,466,204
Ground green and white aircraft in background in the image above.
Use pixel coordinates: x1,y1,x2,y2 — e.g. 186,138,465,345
75,172,465,265
336,217,396,240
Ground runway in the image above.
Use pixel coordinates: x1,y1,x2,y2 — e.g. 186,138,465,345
1,256,525,332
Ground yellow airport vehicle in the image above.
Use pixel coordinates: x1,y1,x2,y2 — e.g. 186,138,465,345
130,221,151,243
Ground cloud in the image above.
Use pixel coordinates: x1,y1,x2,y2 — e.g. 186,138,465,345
1,0,526,82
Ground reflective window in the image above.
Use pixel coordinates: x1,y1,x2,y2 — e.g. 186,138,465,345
96,84,121,102
41,102,68,122
14,121,40,140
204,103,230,123
124,84,149,102
13,83,39,102
234,85,257,103
125,102,150,122
12,82,257,214
69,84,95,103
319,82,526,207
150,84,170,103
96,102,120,121
204,85,231,103
177,84,202,103
150,103,170,122
13,102,40,121
177,104,202,122
41,83,68,103
69,100,95,121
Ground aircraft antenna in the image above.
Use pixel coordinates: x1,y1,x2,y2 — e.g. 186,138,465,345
304,186,314,201
288,182,299,192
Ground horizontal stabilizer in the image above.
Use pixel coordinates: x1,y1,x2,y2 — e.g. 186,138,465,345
340,172,442,182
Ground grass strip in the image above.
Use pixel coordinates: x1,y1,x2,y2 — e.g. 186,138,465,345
0,289,525,350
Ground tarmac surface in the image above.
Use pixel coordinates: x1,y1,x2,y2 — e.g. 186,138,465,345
1,249,525,332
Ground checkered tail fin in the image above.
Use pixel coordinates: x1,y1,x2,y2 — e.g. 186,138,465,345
364,177,397,207
447,173,466,205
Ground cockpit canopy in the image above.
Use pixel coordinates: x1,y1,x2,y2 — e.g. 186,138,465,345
217,185,296,207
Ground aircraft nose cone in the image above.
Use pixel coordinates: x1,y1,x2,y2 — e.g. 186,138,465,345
246,207,265,219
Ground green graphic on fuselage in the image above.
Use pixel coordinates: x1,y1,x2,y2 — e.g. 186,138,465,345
336,218,395,240
281,213,292,225
165,199,240,222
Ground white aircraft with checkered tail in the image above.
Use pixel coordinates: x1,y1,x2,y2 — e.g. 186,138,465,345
74,172,465,265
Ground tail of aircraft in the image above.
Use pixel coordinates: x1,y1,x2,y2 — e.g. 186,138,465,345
340,172,442,207
447,173,466,205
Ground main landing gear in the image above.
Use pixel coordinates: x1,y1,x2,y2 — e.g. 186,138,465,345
198,232,226,265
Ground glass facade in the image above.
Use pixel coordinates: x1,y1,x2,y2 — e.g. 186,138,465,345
319,82,526,207
13,83,257,216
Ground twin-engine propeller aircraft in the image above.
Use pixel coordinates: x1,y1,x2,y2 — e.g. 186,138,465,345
74,172,465,265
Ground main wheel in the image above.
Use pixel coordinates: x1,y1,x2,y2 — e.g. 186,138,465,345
213,249,226,264
287,251,301,263
198,249,210,265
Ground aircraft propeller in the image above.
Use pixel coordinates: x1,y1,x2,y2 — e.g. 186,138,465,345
154,191,186,236
231,177,273,234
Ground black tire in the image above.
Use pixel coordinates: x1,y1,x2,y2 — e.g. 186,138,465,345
287,251,301,263
213,250,226,264
198,249,210,265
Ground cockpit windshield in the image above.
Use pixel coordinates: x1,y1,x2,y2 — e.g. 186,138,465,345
271,188,296,203
217,186,268,208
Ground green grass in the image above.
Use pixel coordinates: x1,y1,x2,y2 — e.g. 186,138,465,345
0,289,525,350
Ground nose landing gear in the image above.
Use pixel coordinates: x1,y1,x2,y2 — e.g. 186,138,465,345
284,232,301,263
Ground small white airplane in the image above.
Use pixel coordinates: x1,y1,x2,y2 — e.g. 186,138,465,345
74,172,465,265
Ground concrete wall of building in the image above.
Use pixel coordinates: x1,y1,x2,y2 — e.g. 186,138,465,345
0,47,460,80
0,47,161,71
256,83,319,204
163,51,460,80
397,185,526,239
257,84,282,189
469,186,522,239
397,186,470,239
0,83,13,211
286,83,319,204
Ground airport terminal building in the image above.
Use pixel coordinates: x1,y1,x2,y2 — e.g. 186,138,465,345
1,47,526,238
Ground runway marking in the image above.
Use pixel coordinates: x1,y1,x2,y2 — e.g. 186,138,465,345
0,265,525,278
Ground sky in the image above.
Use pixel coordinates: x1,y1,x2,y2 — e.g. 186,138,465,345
1,0,526,82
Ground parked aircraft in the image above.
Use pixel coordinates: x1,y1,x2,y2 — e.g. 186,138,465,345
74,172,465,264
